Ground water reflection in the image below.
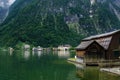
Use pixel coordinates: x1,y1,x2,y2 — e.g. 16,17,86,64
32,50,42,57
75,63,120,80
37,51,42,57
0,50,120,80
75,64,84,69
0,50,78,80
23,50,30,60
57,51,70,58
22,50,70,60
8,47,14,56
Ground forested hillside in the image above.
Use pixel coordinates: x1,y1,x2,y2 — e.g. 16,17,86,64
0,0,120,47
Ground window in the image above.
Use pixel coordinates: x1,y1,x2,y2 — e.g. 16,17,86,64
114,51,120,59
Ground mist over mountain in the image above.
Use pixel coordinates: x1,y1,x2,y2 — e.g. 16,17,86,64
0,0,15,8
0,0,15,23
0,0,120,47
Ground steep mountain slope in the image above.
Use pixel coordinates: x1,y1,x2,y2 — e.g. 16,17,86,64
0,7,8,23
0,0,15,23
0,0,120,47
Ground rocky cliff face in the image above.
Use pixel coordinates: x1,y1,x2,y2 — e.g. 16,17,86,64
0,7,8,23
0,0,15,23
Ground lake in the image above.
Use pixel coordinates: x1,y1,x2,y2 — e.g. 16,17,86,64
0,50,120,80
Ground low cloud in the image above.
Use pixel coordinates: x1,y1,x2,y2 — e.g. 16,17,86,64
8,0,15,5
0,0,15,8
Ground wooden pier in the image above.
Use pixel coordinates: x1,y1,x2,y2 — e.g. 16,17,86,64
68,58,120,67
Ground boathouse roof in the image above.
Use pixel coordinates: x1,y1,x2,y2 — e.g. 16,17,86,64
83,29,120,41
76,30,120,50
76,40,94,50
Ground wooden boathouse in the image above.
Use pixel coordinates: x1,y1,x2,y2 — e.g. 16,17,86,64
76,30,120,65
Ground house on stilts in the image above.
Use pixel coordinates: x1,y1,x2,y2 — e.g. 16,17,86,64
76,30,120,65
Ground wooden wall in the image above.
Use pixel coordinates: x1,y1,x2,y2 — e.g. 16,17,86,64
107,32,120,59
76,50,85,58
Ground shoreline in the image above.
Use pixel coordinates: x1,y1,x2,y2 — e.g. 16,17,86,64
68,58,120,76
67,58,85,65
100,68,120,76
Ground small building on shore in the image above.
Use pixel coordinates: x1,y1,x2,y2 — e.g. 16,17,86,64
24,44,30,51
32,46,43,51
76,30,120,64
58,45,71,51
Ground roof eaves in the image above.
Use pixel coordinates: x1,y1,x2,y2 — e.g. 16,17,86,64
82,30,120,41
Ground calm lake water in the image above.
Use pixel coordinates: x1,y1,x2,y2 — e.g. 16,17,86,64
0,50,120,80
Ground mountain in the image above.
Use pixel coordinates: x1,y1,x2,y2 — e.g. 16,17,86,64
0,0,15,23
0,7,8,23
0,0,120,47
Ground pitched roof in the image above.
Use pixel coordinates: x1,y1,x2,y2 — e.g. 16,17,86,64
95,36,112,49
83,30,120,41
76,40,94,50
76,30,120,50
76,36,112,50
